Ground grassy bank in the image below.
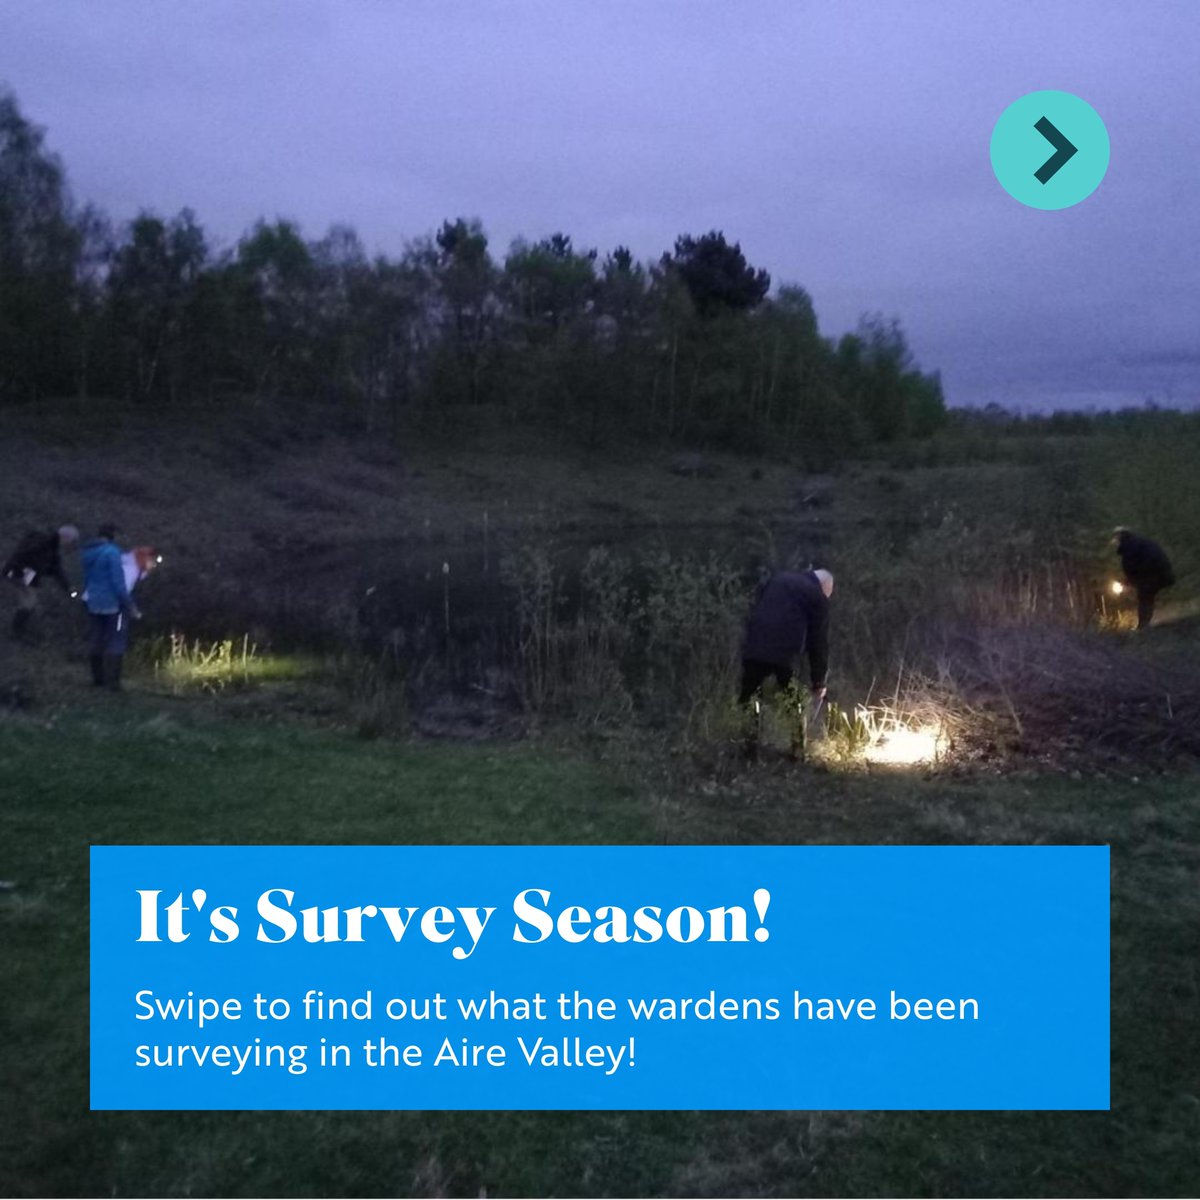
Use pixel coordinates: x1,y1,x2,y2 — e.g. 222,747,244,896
2,691,1199,1197
0,397,810,566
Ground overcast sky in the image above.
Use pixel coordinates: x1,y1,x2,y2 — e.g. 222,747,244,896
4,0,1199,409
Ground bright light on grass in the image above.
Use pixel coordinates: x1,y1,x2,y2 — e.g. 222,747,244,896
153,634,308,693
1110,580,1125,596
861,721,946,766
821,701,948,768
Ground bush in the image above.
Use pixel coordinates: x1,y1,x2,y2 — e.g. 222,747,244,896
501,539,745,734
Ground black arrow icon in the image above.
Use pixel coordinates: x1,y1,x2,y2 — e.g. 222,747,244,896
1033,116,1078,184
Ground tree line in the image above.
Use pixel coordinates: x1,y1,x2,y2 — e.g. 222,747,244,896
1,87,947,453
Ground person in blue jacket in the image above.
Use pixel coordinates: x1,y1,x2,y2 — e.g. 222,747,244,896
81,523,141,690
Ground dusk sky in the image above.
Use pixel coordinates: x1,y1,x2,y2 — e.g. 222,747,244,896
3,1,1198,410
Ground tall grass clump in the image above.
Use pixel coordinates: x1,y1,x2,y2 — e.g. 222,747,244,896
151,633,268,693
639,549,746,729
501,539,566,714
501,538,746,734
323,645,410,739
571,546,637,723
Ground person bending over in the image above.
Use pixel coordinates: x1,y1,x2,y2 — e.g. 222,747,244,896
3,524,79,640
1113,527,1174,630
739,567,832,755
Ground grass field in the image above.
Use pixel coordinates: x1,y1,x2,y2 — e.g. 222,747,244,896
2,685,1198,1197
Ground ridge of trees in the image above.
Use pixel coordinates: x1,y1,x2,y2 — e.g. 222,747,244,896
1,87,946,452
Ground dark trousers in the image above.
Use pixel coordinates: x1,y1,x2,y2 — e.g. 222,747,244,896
10,581,37,637
89,611,129,655
88,611,129,689
739,659,809,759
738,659,793,705
1136,587,1160,630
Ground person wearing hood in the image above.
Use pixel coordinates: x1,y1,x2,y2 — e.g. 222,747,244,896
81,523,141,690
3,524,80,640
1113,528,1175,630
739,567,833,755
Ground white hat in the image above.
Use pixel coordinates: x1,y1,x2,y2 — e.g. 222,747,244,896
813,568,834,597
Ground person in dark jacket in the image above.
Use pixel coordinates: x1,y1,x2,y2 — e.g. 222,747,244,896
739,568,833,755
80,523,141,690
740,567,833,699
1114,528,1175,630
3,525,79,640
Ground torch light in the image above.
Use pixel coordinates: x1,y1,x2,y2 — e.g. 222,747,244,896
1109,580,1124,596
862,723,945,766
853,704,946,767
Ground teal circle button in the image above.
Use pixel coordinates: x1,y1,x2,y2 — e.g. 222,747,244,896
990,90,1110,209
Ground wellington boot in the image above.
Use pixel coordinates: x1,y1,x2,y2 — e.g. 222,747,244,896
104,655,123,692
11,608,32,641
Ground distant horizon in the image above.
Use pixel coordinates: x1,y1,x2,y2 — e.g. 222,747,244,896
947,388,1200,415
949,397,1200,416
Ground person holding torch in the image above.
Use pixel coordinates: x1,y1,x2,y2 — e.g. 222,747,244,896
1113,527,1174,630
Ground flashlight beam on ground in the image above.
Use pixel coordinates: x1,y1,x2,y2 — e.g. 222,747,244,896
862,723,945,765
